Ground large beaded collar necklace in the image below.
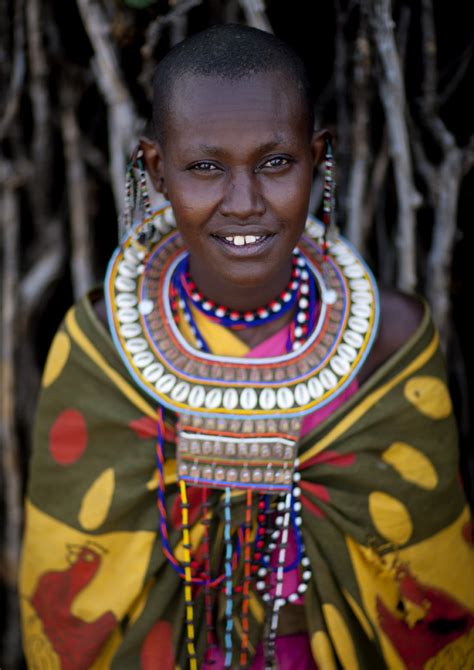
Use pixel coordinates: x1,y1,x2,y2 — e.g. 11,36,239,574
105,202,379,669
105,203,380,495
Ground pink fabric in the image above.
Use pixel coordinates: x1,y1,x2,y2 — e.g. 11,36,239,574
245,320,359,604
208,321,359,668
208,632,317,669
213,632,318,670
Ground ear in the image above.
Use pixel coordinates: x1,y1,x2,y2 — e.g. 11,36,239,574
139,135,168,197
310,128,335,168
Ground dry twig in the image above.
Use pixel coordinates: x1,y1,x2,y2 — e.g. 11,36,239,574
414,0,474,343
239,0,272,32
0,0,25,142
60,77,95,299
346,16,371,253
0,162,23,668
370,0,422,293
75,0,140,225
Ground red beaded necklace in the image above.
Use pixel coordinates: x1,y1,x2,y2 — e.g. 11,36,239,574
169,247,316,353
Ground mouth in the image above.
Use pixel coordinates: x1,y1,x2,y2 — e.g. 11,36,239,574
211,233,275,250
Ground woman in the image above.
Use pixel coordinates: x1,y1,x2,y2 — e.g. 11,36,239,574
19,24,474,670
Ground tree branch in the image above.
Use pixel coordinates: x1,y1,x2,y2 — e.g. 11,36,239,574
370,0,422,293
0,164,23,668
60,76,95,300
75,0,140,228
416,0,470,340
26,0,53,236
346,17,371,253
0,0,26,142
239,0,273,32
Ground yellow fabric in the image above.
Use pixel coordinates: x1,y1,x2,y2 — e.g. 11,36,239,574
19,291,474,670
177,302,251,356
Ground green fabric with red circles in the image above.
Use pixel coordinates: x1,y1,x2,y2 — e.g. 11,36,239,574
19,288,474,669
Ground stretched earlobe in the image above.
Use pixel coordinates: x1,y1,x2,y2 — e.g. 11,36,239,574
311,129,334,167
160,177,169,199
139,135,167,195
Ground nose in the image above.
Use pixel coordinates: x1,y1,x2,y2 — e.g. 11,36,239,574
219,168,266,220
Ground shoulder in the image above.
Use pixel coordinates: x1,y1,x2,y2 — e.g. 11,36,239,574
378,285,425,353
89,287,109,329
357,285,425,385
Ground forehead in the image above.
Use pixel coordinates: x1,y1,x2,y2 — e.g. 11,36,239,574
164,71,308,151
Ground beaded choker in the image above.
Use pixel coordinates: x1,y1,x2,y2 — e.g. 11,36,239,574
105,203,380,669
170,249,316,353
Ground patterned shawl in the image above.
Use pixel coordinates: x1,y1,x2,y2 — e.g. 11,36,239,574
19,289,474,669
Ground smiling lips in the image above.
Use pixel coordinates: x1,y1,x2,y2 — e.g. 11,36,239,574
213,234,273,247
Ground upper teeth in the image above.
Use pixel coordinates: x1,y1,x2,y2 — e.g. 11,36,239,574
224,235,264,246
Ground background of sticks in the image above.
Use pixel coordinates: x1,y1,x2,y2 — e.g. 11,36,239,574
1,0,473,665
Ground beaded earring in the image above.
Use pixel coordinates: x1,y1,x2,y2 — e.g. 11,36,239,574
317,137,340,306
121,147,164,253
321,137,339,262
120,156,137,240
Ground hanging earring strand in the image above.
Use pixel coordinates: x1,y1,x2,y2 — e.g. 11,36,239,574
120,156,137,242
121,146,169,254
320,137,339,306
134,149,161,249
321,138,334,260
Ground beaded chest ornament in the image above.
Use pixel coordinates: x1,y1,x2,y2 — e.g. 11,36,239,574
106,149,380,669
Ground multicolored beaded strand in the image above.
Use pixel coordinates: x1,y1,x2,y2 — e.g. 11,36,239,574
124,149,163,251
240,489,253,667
267,491,292,668
155,408,236,587
179,479,198,670
178,251,302,329
155,409,184,571
223,487,234,668
122,160,136,235
171,249,314,353
156,406,313,667
286,253,312,351
255,479,310,596
321,139,334,265
201,488,217,666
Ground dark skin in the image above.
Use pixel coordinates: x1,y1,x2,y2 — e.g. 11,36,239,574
94,69,423,365
142,72,327,348
91,70,424,634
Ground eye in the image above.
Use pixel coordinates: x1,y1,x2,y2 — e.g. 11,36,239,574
189,161,218,171
260,156,293,169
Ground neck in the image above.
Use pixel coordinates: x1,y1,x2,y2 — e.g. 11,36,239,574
183,251,319,350
187,256,294,312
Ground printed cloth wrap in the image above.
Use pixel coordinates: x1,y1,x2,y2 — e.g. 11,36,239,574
19,289,474,669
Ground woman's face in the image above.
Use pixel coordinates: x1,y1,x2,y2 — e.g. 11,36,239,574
143,70,327,308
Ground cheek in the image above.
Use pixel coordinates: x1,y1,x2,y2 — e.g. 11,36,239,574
168,173,222,208
167,185,220,236
266,189,310,239
262,168,312,214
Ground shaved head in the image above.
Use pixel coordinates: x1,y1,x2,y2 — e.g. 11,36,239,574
151,23,315,148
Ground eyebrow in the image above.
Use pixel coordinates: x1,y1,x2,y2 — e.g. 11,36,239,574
191,135,289,156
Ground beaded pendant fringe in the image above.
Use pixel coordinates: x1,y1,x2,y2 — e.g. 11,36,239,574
155,408,311,669
179,479,198,670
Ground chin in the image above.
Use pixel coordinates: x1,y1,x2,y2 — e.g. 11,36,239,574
215,265,267,287
228,273,269,289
